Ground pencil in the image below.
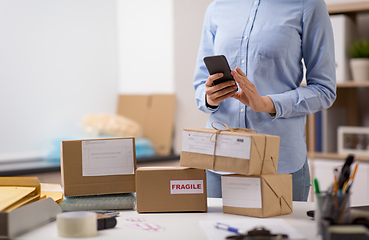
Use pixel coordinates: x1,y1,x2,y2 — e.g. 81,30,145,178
351,162,359,181
344,162,359,194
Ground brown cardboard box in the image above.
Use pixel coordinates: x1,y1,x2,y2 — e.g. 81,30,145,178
136,167,207,213
180,128,280,175
117,94,176,156
61,137,136,197
221,174,292,218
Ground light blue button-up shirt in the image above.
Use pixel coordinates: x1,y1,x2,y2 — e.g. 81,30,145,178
193,0,336,173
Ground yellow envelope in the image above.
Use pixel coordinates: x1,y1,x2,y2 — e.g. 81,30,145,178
0,177,41,212
0,186,37,212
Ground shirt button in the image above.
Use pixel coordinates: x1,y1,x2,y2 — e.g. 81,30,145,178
241,60,245,64
249,17,253,21
241,109,244,113
254,1,258,4
244,36,248,40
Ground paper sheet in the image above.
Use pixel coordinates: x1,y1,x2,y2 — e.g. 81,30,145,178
40,183,63,204
82,138,135,176
200,219,305,240
222,176,262,208
182,130,251,159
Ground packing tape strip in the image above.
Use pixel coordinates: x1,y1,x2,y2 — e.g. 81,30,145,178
57,211,97,238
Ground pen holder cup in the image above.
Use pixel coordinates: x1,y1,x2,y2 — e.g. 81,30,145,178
315,192,351,239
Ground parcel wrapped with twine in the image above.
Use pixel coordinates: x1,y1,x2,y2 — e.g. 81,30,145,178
222,174,292,217
180,122,280,175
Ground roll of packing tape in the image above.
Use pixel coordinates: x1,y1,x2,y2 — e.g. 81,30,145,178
57,211,97,238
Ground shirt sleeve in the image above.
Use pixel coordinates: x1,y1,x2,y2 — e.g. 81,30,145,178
268,0,336,119
193,2,219,114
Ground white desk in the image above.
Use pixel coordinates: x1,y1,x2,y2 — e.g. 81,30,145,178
17,199,319,240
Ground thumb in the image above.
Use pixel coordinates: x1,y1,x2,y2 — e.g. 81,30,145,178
231,92,240,100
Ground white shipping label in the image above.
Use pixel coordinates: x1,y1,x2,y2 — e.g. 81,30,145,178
170,180,204,195
82,139,135,177
221,176,262,208
182,131,215,155
182,131,251,159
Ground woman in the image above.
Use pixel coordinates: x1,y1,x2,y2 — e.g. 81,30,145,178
193,0,336,201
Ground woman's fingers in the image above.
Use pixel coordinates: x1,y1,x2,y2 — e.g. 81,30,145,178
235,66,246,76
205,73,223,87
205,73,237,106
231,69,254,94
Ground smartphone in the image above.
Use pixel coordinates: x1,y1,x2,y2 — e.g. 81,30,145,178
203,55,237,91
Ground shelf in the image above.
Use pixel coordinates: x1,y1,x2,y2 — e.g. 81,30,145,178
0,155,180,176
308,152,369,162
327,1,369,15
337,81,369,88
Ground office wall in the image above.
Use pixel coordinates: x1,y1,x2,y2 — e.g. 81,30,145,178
0,0,118,162
0,0,175,163
115,0,174,94
1,0,368,161
173,0,213,154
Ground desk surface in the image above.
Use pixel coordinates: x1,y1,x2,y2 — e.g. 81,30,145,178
16,199,319,240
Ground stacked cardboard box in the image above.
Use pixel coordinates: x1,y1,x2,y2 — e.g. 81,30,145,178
61,137,137,210
179,127,293,218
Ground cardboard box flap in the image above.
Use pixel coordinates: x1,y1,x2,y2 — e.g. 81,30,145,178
249,135,266,174
261,175,293,217
260,136,279,174
280,196,292,215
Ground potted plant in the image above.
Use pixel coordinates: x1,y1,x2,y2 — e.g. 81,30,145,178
349,39,369,82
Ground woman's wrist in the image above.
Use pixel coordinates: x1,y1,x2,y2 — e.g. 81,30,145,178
262,96,276,114
205,94,218,109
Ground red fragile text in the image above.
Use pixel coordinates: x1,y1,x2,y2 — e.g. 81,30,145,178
171,184,202,190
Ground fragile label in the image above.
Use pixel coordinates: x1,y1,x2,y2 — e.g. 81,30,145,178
182,131,251,159
170,180,204,194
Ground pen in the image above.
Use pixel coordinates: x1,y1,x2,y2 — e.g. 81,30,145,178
337,155,354,190
313,178,320,194
215,223,246,235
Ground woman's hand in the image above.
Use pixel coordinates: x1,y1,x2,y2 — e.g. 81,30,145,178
205,73,238,107
231,67,276,113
